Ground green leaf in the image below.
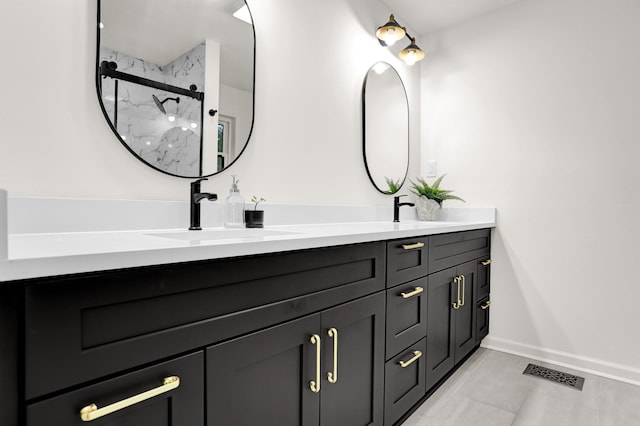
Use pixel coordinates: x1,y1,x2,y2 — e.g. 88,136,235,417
409,174,465,204
383,177,402,194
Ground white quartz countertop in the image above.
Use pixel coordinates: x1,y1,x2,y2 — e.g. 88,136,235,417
0,219,495,282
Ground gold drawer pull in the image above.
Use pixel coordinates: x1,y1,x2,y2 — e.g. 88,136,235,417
481,300,492,310
452,276,460,310
401,242,425,250
79,376,180,421
400,286,424,299
327,328,338,384
399,350,422,368
460,275,466,307
481,259,492,266
310,334,321,393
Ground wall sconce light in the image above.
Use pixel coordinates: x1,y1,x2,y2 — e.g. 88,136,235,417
376,14,425,66
398,37,425,66
375,15,406,46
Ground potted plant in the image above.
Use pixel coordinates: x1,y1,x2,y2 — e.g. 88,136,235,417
410,174,464,221
245,196,266,228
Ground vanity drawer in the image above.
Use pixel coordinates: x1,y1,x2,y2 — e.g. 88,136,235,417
25,242,385,399
385,278,427,360
384,338,427,426
477,257,492,301
27,352,203,426
477,296,491,343
429,229,491,273
386,237,429,287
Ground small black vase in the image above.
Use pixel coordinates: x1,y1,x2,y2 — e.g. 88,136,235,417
244,210,264,228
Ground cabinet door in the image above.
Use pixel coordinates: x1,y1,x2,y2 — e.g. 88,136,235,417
320,292,385,426
454,260,478,364
26,352,204,426
207,314,321,426
425,267,457,390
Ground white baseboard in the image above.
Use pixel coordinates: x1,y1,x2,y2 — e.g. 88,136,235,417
482,336,640,387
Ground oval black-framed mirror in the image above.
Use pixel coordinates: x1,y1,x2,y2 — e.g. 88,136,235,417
362,62,409,194
95,0,255,178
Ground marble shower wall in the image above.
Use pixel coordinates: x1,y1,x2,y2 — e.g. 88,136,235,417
100,43,206,176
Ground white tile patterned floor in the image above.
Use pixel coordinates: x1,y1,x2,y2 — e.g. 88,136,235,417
402,348,640,426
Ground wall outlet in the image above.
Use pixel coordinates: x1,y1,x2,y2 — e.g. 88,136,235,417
426,161,437,178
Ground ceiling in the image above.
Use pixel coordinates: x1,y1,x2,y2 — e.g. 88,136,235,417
100,0,254,91
378,0,522,35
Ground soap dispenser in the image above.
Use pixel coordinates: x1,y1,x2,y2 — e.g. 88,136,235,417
224,175,245,228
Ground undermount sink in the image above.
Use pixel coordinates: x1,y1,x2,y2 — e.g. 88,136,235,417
147,229,303,241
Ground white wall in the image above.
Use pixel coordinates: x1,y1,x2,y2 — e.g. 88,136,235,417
422,0,640,383
0,0,421,206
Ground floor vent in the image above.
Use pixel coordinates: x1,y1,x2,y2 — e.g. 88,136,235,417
523,364,585,391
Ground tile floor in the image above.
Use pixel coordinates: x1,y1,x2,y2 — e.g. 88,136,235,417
402,348,640,426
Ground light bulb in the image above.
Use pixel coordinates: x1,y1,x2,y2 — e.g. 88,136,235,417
168,115,176,122
404,50,417,66
190,122,198,129
145,141,151,146
384,29,397,46
181,127,188,131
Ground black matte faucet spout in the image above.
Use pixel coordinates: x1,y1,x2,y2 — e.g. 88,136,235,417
189,178,217,230
393,195,414,223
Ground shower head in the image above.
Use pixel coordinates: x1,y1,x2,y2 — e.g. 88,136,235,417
152,95,180,115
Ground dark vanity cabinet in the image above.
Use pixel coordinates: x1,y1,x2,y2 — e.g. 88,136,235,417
1,228,492,425
383,238,429,425
19,242,386,426
207,292,385,426
425,230,492,391
383,229,492,425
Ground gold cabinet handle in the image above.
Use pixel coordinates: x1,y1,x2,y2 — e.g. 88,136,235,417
460,275,466,307
79,376,180,421
401,242,425,250
400,286,424,299
452,276,460,309
327,328,338,384
310,334,321,393
399,350,423,368
481,300,492,310
481,259,492,266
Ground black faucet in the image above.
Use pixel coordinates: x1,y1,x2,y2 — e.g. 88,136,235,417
393,195,414,222
189,178,217,230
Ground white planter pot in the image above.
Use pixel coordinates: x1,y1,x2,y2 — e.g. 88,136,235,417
415,197,441,221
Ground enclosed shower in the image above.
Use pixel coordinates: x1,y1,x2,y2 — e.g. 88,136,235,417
98,59,206,176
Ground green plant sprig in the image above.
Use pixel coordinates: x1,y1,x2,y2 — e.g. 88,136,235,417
409,174,465,205
251,195,266,210
383,177,402,195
